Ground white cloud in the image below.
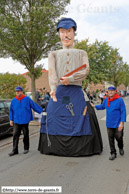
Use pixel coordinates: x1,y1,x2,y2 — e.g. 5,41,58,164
0,58,26,74
66,0,129,15
89,0,129,7
65,0,127,24
0,58,48,74
75,19,129,63
64,0,129,64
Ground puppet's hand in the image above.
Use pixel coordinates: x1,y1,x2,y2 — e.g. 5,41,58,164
50,91,57,102
60,77,69,85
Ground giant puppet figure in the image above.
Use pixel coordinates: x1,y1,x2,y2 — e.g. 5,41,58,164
38,18,103,156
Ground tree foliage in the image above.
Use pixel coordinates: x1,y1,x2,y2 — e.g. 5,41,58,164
0,0,70,101
0,73,26,99
118,63,129,88
74,39,125,88
107,48,124,87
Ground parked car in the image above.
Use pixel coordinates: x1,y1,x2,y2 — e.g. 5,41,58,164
25,92,32,99
0,99,13,137
120,90,126,97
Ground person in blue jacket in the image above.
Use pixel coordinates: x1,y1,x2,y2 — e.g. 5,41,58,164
91,86,126,160
9,86,43,156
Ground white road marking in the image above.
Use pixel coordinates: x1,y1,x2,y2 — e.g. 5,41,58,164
126,115,129,122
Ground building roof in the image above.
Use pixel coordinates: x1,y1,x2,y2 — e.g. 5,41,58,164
21,68,48,75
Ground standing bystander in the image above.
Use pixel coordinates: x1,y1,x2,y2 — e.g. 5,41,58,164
91,86,126,160
9,86,43,156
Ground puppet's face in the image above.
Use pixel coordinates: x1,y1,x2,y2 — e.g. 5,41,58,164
59,27,74,47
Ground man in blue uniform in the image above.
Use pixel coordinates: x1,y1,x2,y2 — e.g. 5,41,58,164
91,86,126,160
9,86,43,156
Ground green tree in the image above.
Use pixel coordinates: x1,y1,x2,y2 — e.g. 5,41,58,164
107,48,123,87
74,39,124,88
118,63,129,89
0,73,26,99
0,0,70,101
74,39,114,88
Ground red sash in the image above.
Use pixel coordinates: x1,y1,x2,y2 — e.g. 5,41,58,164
16,94,26,103
107,94,120,107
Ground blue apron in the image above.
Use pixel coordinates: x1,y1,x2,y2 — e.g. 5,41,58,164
41,85,92,136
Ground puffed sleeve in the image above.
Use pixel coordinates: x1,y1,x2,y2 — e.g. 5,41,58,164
68,50,89,83
48,51,58,91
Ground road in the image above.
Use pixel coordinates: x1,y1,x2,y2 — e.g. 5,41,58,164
0,97,129,194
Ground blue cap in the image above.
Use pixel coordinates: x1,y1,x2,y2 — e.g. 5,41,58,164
108,86,116,90
57,18,77,31
15,86,23,91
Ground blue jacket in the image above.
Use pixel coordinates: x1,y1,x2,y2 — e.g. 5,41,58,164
95,97,126,128
9,96,43,124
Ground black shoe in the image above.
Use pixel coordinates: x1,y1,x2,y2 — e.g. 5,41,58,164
119,149,124,156
109,154,116,160
8,151,18,156
23,150,29,154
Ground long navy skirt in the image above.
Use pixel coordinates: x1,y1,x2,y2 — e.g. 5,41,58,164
38,85,103,156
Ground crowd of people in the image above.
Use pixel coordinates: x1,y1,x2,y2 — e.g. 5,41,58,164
86,89,127,104
35,87,50,109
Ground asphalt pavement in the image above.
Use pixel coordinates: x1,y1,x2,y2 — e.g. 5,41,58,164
0,97,129,194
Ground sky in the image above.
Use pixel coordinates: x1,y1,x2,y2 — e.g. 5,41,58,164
0,0,129,74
